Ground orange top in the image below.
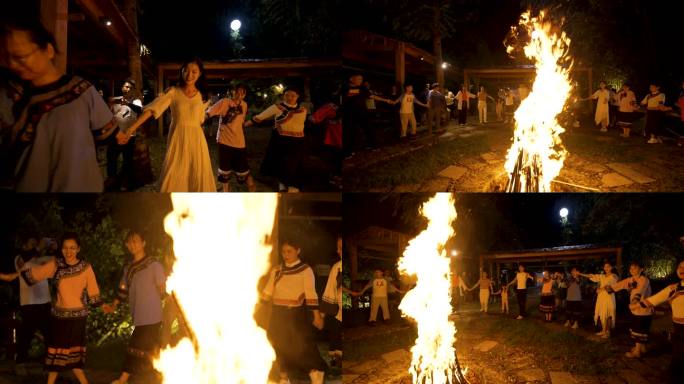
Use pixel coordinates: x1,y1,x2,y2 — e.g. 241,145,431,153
22,257,101,318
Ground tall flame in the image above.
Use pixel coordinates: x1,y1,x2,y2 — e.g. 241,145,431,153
155,193,278,384
398,193,461,384
504,10,573,192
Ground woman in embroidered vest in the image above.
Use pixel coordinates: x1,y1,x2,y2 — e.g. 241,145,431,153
632,259,684,382
122,58,215,192
579,261,618,339
538,270,556,322
2,20,120,192
261,239,326,384
245,87,308,192
640,82,669,144
20,232,104,384
604,261,652,358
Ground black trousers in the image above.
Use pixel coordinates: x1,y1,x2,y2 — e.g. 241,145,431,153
268,306,327,374
327,316,342,353
343,112,369,155
458,108,468,125
565,300,582,323
645,110,664,137
106,137,136,182
516,289,527,317
16,303,51,362
123,322,162,374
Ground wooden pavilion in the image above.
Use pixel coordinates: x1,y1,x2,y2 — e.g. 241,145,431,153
343,29,438,86
479,244,623,280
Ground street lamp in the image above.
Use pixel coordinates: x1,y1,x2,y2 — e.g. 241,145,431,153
559,207,568,219
230,19,241,32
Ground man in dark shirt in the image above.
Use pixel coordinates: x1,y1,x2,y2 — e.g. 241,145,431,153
427,83,447,134
341,74,392,156
341,74,370,157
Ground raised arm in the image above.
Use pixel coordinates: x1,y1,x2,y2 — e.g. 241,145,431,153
631,283,676,312
358,280,373,295
20,257,57,285
244,104,280,128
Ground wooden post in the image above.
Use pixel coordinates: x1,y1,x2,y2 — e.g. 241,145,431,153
41,0,68,73
349,238,358,309
496,263,501,282
395,42,405,86
588,68,593,99
616,248,623,274
464,70,470,94
303,76,311,103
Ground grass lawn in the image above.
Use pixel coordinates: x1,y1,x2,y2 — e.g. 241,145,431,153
344,133,492,190
343,112,684,192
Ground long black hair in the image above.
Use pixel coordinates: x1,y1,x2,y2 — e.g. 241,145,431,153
177,57,208,102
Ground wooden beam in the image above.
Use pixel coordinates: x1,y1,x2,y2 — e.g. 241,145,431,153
74,0,137,50
41,0,68,72
349,238,359,309
394,42,405,86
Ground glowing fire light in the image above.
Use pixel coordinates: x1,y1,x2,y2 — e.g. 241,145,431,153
155,193,278,384
504,10,573,192
398,193,466,384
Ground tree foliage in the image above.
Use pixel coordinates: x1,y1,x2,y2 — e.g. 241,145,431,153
248,0,343,56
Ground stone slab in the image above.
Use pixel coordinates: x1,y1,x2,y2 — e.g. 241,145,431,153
480,152,500,163
438,166,468,180
583,163,608,173
516,368,546,382
341,375,359,383
616,370,649,384
474,340,498,352
607,163,655,184
381,348,410,363
601,173,634,188
550,371,578,384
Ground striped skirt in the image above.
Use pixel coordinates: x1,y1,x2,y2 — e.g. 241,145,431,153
539,293,556,313
45,316,87,371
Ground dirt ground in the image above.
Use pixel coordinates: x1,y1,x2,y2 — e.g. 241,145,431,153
343,298,675,384
343,113,684,192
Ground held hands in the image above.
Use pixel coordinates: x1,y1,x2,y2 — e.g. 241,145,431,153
312,314,324,330
101,303,115,314
116,130,130,145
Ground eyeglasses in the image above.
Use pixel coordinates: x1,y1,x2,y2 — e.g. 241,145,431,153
8,48,40,65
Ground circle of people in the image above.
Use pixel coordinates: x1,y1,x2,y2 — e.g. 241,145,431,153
350,261,684,377
1,20,344,193
342,72,684,156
